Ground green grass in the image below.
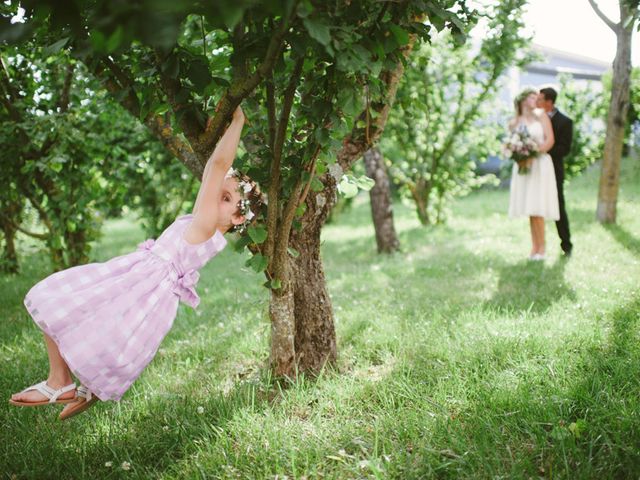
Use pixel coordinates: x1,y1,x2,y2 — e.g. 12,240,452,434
1,158,639,479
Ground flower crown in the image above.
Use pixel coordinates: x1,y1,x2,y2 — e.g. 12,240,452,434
225,167,261,234
515,87,538,105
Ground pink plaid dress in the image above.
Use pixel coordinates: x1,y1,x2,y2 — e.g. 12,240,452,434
23,213,227,401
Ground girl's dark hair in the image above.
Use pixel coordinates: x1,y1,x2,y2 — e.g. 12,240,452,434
514,87,538,116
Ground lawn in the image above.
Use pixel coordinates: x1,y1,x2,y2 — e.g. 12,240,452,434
1,158,639,479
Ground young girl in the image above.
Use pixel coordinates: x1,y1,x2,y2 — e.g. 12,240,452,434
9,106,262,420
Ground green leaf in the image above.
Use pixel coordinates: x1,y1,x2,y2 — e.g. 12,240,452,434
389,25,410,46
43,37,69,56
248,225,267,244
287,247,300,258
338,177,358,198
220,5,246,30
310,177,324,192
295,203,307,217
186,57,212,91
314,128,330,145
303,17,331,46
89,30,106,52
153,103,171,115
270,278,282,290
106,26,124,52
233,234,252,252
355,175,375,191
162,54,180,79
296,0,314,18
246,253,268,272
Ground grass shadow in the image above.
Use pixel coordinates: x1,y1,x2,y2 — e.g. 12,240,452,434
1,361,279,478
485,257,576,315
604,223,640,258
382,295,640,478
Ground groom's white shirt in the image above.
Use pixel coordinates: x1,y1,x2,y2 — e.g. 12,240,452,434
547,108,558,118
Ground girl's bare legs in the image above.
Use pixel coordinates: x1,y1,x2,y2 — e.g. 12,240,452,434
10,333,76,402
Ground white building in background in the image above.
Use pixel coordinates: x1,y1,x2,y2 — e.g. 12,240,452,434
504,44,609,100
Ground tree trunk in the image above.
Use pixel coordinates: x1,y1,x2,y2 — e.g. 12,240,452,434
435,187,445,224
266,185,339,377
364,147,400,253
269,34,415,378
48,245,65,271
410,180,431,225
1,223,19,274
290,210,337,373
65,229,89,267
0,198,21,274
269,264,297,377
597,9,633,224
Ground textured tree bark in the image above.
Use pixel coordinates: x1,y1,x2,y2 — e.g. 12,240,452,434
0,198,21,273
48,239,65,272
1,223,19,274
268,263,297,377
364,147,400,253
65,229,89,267
594,2,634,224
290,189,338,373
409,180,431,225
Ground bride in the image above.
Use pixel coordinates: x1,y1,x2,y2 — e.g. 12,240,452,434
508,87,560,261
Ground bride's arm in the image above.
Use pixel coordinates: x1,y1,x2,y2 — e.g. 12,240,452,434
537,113,555,153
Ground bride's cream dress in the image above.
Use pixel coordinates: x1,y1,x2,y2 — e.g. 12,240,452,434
508,120,560,220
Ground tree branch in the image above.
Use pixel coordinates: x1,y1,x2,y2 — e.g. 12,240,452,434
0,57,22,121
266,76,277,152
153,49,204,142
0,213,49,240
94,57,141,116
19,186,54,233
196,13,295,159
588,0,618,31
58,61,75,113
336,40,413,172
264,57,304,265
91,57,203,176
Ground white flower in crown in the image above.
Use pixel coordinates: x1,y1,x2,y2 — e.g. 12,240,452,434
225,167,237,178
245,209,255,221
239,180,252,194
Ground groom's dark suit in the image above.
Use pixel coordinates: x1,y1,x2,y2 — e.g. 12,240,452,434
547,108,573,254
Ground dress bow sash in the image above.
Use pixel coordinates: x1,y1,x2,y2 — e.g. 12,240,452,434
171,270,201,309
136,238,201,309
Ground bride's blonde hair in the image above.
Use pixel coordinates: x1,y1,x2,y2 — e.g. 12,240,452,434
514,87,538,116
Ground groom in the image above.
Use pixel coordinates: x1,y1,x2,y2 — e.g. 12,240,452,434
537,87,573,256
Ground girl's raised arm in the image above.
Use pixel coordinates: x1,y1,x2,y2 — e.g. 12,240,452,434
184,107,245,243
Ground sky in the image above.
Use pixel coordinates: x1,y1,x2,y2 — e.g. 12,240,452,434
522,0,640,66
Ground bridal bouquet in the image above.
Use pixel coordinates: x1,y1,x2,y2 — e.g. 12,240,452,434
503,125,539,175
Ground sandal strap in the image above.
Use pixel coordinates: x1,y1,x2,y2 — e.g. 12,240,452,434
21,380,77,403
76,385,93,401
